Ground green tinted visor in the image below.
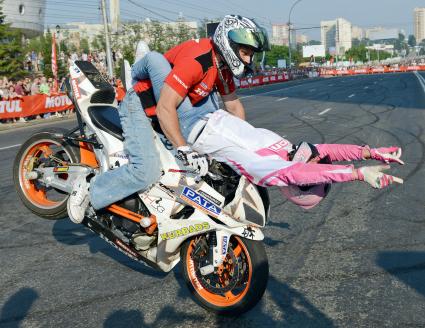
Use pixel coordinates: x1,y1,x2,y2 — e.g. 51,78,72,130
228,27,271,52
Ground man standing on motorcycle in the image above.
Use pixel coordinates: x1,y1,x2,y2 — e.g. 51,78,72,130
68,14,403,223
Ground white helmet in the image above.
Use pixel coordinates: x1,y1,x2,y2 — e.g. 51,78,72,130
213,15,270,79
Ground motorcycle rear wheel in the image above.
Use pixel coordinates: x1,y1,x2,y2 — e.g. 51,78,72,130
181,235,269,315
13,128,80,220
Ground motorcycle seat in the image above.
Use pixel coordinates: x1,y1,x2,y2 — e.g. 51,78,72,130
88,105,124,141
88,106,166,142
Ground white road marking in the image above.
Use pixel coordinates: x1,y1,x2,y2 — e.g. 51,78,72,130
364,86,369,89
239,94,254,99
238,82,314,100
413,71,425,94
328,84,334,87
276,97,288,101
348,94,355,98
0,144,21,151
318,108,332,115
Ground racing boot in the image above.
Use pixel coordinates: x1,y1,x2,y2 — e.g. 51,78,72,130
134,40,150,64
67,175,90,224
120,59,132,91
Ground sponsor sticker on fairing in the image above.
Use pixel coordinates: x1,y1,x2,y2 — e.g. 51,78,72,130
71,78,81,99
181,187,221,217
221,236,228,255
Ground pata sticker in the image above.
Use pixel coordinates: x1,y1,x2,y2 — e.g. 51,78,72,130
181,187,222,217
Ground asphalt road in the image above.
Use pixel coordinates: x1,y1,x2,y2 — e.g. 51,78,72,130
1,73,425,327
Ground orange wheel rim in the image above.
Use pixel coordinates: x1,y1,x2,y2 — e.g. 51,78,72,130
19,140,69,209
186,236,252,307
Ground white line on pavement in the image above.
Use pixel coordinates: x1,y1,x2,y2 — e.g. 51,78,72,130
413,71,425,94
238,82,313,100
364,86,369,89
276,97,288,101
318,108,332,115
348,94,355,98
0,144,21,151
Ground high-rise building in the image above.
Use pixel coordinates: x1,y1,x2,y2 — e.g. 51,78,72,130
351,26,364,40
414,8,425,43
2,0,46,36
321,20,336,52
365,27,401,40
271,23,296,47
321,18,352,55
296,34,308,44
271,24,289,45
335,18,352,55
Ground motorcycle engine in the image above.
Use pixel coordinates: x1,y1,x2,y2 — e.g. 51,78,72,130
203,161,241,206
111,194,150,235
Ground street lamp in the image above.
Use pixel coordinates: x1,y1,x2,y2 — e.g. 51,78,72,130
288,0,302,73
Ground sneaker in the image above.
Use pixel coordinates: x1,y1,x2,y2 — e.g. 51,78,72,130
67,175,90,224
120,59,132,92
134,40,150,64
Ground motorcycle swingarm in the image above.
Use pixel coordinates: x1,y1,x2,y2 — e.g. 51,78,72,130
28,166,92,193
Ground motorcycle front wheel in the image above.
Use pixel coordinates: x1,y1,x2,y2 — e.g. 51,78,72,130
181,235,269,316
13,128,80,220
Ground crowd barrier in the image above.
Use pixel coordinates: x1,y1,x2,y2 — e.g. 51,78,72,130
1,75,294,120
237,72,289,88
320,65,425,77
0,93,74,120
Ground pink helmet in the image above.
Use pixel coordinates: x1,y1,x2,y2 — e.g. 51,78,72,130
280,142,331,209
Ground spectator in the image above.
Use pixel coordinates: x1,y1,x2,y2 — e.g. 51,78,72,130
14,80,25,96
6,85,19,99
39,77,50,95
30,77,40,95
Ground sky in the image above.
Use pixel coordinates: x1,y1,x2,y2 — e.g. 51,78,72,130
45,0,425,40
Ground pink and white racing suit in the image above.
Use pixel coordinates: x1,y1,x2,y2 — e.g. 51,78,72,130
190,110,365,187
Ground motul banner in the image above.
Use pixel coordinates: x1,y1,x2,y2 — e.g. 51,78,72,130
0,93,73,119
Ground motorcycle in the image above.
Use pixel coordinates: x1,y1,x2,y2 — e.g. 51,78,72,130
13,61,271,315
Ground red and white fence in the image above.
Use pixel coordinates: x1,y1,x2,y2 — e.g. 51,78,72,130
237,72,290,89
319,65,425,77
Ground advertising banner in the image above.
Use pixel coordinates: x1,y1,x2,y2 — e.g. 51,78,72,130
302,45,326,58
0,94,73,119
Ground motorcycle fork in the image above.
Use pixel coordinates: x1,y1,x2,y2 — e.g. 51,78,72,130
200,230,232,276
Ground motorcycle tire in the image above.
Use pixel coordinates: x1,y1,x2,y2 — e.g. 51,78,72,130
13,128,81,220
181,235,269,316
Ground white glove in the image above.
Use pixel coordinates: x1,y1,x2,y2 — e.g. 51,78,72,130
176,146,209,176
357,165,403,189
369,146,404,165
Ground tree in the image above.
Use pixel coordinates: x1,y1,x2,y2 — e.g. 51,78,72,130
255,44,304,68
307,40,321,45
408,34,416,47
344,44,391,62
0,0,26,78
80,37,90,53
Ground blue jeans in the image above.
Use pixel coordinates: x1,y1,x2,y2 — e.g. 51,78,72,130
131,51,219,140
90,89,161,210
